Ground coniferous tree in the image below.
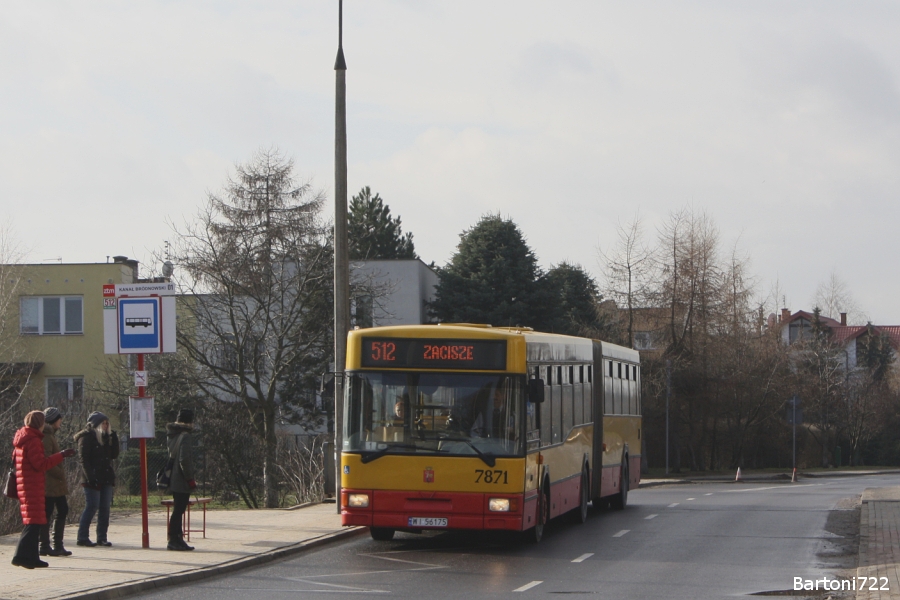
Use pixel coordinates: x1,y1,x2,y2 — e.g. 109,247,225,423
348,187,416,260
543,262,614,337
858,324,894,382
430,214,551,329
170,148,333,508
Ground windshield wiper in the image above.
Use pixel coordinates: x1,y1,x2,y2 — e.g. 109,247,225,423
359,444,422,464
440,437,497,467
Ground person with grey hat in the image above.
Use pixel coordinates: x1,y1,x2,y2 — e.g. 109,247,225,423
74,411,119,547
40,407,72,557
165,408,196,551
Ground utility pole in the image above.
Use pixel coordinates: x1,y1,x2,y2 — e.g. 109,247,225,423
333,0,349,514
665,359,671,476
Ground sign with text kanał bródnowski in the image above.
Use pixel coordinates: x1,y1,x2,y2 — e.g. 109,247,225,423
103,283,176,354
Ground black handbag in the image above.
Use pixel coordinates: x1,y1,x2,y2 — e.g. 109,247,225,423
156,433,185,489
4,451,17,500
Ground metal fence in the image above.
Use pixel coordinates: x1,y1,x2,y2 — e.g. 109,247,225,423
1,431,328,536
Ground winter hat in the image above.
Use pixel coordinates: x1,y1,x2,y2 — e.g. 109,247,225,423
87,411,108,428
175,408,194,424
44,407,62,424
25,410,45,430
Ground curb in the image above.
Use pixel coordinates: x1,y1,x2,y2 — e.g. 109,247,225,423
52,527,367,600
638,470,900,488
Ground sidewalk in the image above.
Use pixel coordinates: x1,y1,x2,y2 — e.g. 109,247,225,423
858,487,900,600
0,502,361,600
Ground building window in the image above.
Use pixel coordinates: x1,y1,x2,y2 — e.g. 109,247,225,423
789,318,811,343
20,296,83,335
46,377,84,404
634,332,655,350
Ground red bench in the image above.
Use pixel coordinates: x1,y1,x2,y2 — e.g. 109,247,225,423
161,497,212,542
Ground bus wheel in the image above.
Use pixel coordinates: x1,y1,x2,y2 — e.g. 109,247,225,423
370,527,395,541
530,481,550,543
575,467,589,524
611,461,629,510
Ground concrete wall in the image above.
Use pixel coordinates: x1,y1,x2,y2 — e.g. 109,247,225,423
350,259,438,327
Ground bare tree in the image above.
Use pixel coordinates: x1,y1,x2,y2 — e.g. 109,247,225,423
169,148,334,508
813,269,866,324
599,214,654,348
0,226,37,427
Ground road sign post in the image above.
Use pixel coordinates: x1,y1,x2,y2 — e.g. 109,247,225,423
137,354,149,548
787,395,802,481
103,282,176,548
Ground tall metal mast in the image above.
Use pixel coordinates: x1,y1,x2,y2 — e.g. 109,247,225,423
333,0,349,513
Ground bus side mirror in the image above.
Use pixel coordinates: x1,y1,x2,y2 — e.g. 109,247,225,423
528,379,545,403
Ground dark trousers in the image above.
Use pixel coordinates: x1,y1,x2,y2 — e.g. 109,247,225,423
168,492,190,541
13,524,42,564
41,496,69,549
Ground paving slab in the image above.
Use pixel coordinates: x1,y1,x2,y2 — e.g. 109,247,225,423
857,488,900,600
0,502,362,600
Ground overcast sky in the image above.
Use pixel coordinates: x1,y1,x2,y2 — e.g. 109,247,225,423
2,1,899,323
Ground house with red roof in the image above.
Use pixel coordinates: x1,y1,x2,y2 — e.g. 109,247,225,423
778,308,900,370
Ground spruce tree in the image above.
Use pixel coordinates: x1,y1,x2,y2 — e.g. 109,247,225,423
544,262,612,337
430,214,551,329
348,187,416,259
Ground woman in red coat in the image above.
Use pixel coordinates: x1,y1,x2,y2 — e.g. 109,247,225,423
11,410,75,569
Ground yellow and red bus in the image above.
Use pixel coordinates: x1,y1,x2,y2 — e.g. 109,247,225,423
340,324,641,542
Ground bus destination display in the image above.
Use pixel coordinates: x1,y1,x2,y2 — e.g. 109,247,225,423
361,338,507,370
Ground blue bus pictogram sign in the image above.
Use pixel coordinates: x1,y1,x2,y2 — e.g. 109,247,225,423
118,298,161,352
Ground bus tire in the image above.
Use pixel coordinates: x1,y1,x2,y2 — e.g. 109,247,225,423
574,466,589,524
610,460,628,510
529,479,550,543
370,527,395,541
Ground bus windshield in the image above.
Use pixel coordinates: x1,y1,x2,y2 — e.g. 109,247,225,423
344,372,524,459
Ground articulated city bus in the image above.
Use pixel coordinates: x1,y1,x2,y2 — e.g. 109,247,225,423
340,324,641,542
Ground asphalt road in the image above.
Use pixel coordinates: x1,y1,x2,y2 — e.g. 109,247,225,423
133,473,898,599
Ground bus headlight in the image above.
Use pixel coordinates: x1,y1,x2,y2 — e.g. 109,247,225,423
348,494,370,508
489,498,510,512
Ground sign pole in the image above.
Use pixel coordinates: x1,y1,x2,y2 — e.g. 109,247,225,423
138,352,149,549
333,0,349,513
792,395,797,475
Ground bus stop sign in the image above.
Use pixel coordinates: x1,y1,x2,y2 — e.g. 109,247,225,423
119,298,161,353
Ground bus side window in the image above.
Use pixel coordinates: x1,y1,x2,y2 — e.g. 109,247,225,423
551,366,561,444
632,365,639,414
584,365,603,423
540,367,552,446
634,370,642,414
562,366,574,434
624,367,631,415
604,361,613,416
573,366,584,425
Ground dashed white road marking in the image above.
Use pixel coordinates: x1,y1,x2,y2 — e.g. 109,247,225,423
572,553,594,563
644,514,658,520
513,581,544,592
612,529,630,537
668,502,679,508
725,484,822,493
687,498,696,500
234,588,387,594
704,493,713,496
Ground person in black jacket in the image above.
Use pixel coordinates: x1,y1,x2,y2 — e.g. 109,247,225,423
166,409,196,551
75,412,119,547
